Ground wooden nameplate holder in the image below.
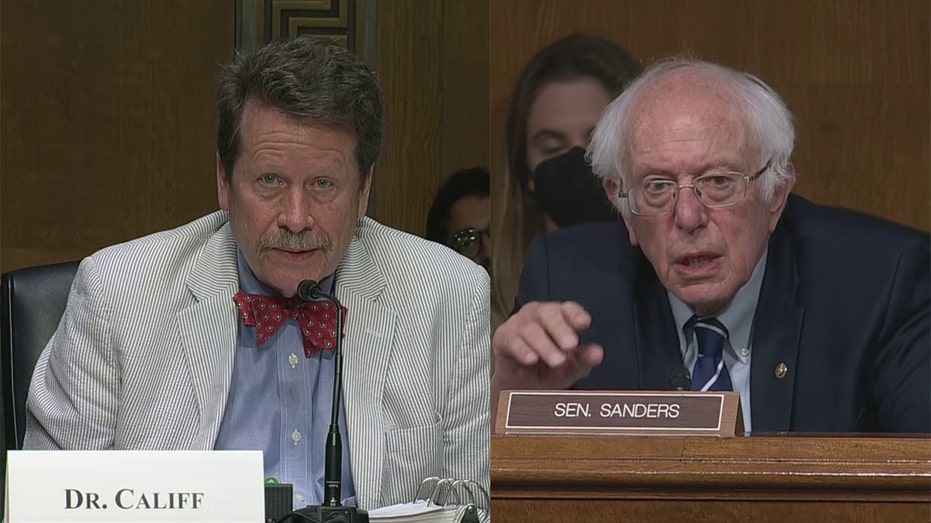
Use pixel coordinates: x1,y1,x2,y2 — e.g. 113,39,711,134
495,390,744,437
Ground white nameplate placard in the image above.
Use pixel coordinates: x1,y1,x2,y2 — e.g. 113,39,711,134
6,450,264,522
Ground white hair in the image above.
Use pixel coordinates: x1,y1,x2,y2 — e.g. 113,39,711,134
587,57,796,214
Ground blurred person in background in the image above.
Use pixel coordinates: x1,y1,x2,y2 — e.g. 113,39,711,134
426,167,491,271
490,34,641,330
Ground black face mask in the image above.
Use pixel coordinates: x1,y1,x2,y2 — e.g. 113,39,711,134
530,146,618,228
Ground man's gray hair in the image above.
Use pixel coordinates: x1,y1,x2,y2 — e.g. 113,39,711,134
587,57,796,209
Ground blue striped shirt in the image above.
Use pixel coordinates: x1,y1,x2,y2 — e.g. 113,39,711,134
668,250,767,434
214,252,356,509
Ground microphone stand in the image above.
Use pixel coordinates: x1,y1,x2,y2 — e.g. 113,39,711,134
277,280,367,523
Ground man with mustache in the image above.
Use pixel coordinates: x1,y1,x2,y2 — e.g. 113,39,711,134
25,36,490,511
491,58,929,433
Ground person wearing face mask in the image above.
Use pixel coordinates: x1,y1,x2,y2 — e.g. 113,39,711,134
491,58,929,433
490,34,642,331
532,147,618,228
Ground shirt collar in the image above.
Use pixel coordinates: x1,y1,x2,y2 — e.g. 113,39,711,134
668,248,768,354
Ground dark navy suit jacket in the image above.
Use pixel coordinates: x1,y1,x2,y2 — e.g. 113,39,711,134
516,195,930,432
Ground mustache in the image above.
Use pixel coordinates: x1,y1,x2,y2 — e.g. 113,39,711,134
259,230,331,252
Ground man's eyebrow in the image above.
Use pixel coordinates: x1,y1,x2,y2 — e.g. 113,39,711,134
636,161,746,178
637,167,677,178
703,160,744,172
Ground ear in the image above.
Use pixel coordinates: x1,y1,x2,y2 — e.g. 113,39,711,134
216,153,230,211
602,178,620,206
357,166,374,218
766,162,797,232
603,178,639,245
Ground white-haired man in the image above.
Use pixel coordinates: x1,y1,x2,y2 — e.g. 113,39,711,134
491,58,929,433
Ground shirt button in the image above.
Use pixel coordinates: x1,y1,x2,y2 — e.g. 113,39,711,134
739,347,750,357
295,493,305,503
288,352,299,368
291,430,302,443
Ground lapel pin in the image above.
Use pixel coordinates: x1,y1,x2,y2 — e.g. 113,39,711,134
775,362,788,379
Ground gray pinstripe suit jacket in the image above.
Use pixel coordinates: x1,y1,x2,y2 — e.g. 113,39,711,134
24,211,490,510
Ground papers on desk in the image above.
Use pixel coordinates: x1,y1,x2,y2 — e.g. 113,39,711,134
368,501,472,522
368,477,488,523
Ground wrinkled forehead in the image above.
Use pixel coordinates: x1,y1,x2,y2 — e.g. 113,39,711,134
625,71,757,175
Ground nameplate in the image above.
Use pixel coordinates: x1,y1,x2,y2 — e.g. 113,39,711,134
5,450,264,522
496,390,744,437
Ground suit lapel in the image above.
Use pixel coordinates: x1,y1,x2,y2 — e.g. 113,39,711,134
177,221,240,449
633,258,682,390
750,224,804,432
335,223,397,509
172,216,399,501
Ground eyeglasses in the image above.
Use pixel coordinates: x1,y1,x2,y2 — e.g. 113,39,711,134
620,160,771,217
451,227,489,258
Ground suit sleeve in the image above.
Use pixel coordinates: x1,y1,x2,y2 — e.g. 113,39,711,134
515,235,553,310
871,239,931,432
23,256,120,449
441,268,491,498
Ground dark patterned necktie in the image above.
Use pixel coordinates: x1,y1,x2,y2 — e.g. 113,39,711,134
233,292,347,357
688,316,733,392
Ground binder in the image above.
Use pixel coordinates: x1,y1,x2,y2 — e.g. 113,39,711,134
368,477,490,523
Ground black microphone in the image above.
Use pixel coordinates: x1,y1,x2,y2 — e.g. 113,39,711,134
297,279,326,302
668,364,692,391
277,280,367,523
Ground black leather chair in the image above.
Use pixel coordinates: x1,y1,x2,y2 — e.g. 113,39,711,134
0,261,79,450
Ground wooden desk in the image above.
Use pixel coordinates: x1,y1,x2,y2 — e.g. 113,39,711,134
491,434,931,522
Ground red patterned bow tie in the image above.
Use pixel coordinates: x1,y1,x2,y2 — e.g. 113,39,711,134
233,292,347,357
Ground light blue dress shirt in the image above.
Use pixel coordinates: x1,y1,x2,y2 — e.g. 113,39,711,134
214,252,356,509
668,250,768,434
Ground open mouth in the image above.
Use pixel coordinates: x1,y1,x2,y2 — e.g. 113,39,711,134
679,254,717,266
674,253,721,277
